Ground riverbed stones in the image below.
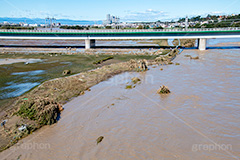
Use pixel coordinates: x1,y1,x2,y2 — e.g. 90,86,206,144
96,136,104,144
157,85,171,94
190,56,199,60
131,77,141,84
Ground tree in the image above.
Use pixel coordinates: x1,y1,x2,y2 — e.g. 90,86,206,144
105,26,112,29
144,25,150,29
154,26,163,29
137,25,143,29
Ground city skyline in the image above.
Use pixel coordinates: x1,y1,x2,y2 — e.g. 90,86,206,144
0,0,240,21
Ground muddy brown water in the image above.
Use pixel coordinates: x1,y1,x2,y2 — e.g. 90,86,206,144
1,48,240,160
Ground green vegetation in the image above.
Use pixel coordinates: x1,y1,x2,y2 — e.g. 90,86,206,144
131,77,141,84
17,98,60,125
105,26,112,29
93,56,114,64
0,25,34,30
153,26,164,29
60,25,87,30
125,85,133,89
183,14,240,28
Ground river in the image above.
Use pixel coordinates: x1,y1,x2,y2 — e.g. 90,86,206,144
0,39,240,160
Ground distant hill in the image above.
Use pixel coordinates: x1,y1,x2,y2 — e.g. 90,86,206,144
0,17,103,25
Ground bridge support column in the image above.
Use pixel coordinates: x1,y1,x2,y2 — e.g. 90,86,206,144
85,39,95,49
198,38,207,51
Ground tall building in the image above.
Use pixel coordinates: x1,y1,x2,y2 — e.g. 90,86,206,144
185,16,188,29
107,14,111,23
104,14,120,25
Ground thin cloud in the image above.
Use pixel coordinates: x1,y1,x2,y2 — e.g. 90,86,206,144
122,9,168,22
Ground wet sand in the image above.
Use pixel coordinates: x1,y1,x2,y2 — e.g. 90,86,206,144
1,48,240,159
0,58,42,65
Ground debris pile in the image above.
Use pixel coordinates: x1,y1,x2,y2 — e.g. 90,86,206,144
17,98,63,125
157,85,171,94
62,70,71,75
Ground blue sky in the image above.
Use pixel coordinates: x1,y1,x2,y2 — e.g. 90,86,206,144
0,0,239,21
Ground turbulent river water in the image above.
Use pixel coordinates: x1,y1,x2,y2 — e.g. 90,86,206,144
0,39,240,160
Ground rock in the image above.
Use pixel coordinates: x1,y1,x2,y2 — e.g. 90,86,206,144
79,91,85,95
18,125,27,132
157,85,171,94
62,70,71,75
139,59,148,71
175,63,180,65
184,55,191,57
131,77,141,84
125,85,133,89
96,136,104,144
160,68,163,71
79,78,86,83
190,56,199,60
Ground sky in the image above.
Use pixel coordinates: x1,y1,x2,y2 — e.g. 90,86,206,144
0,0,240,21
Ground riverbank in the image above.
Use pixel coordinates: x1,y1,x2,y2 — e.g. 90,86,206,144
0,48,179,151
0,51,169,110
1,47,239,159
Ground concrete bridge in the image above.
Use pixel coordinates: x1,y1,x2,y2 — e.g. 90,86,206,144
0,28,240,50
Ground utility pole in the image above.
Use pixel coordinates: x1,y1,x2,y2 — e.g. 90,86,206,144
45,17,56,31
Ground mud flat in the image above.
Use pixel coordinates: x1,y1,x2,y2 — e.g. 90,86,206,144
0,58,42,65
0,47,239,159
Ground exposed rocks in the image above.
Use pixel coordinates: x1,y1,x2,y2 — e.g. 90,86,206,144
190,56,199,60
131,77,141,84
126,77,141,89
175,63,180,65
157,85,171,94
139,59,148,71
62,70,71,75
125,85,133,89
184,55,199,60
96,136,104,145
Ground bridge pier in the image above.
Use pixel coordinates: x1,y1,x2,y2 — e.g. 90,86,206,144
198,38,207,50
85,39,95,49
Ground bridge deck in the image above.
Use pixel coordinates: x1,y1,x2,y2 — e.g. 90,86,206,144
0,28,240,35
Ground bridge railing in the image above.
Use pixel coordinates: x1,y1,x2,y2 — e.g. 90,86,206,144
0,27,240,33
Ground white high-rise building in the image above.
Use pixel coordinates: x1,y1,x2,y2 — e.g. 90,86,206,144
104,14,120,25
